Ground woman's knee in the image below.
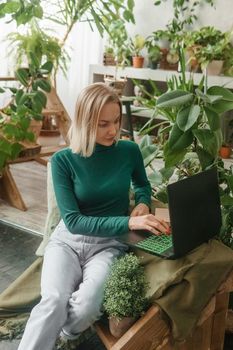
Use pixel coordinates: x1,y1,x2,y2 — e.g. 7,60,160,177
69,288,103,322
38,291,70,317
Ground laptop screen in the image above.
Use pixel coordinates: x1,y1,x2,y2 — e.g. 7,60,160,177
167,167,222,257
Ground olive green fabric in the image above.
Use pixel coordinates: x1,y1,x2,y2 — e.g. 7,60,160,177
0,240,232,342
134,239,233,341
0,258,42,340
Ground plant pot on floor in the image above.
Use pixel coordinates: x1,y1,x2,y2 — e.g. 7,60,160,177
109,316,136,338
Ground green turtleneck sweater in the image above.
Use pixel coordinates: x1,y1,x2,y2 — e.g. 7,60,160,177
51,140,151,237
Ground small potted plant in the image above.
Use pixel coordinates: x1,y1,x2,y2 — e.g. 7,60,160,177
219,117,233,159
145,35,161,69
130,35,146,68
103,19,131,95
103,253,149,338
184,27,231,75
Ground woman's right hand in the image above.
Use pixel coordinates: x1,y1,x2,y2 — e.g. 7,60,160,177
128,214,171,235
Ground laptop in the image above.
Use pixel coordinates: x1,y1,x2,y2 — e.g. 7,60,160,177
119,167,222,259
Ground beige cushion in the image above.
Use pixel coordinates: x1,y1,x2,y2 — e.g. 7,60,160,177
36,162,61,256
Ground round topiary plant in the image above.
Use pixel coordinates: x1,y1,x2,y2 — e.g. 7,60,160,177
103,253,149,337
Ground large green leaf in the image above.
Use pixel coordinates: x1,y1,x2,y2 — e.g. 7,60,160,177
164,142,187,167
177,105,200,132
1,1,20,14
36,79,51,93
138,134,153,149
10,143,22,159
15,89,24,105
156,90,193,108
221,194,233,206
193,129,219,157
140,144,158,167
148,171,163,186
207,86,233,101
0,139,12,155
210,101,233,114
40,61,53,73
40,61,53,74
33,91,47,111
196,146,215,170
204,106,221,131
227,175,233,192
15,68,29,87
3,124,21,138
16,105,29,118
168,123,193,152
214,129,223,151
160,167,175,181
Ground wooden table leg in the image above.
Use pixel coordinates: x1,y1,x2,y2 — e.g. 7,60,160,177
0,165,27,211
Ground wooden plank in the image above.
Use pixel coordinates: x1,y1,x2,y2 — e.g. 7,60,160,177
95,305,170,350
210,292,230,350
95,322,117,350
0,76,16,81
38,144,66,157
0,165,27,211
110,306,170,350
35,157,48,166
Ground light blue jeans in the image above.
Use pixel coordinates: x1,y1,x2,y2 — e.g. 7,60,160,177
18,220,127,350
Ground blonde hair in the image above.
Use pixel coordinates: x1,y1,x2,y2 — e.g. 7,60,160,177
69,83,122,157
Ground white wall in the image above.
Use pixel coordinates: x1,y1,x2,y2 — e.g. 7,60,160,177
127,0,233,38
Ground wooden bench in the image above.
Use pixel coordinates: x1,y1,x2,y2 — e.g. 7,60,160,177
95,270,233,350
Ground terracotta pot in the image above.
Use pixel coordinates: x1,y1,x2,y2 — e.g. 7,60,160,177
109,316,136,338
132,56,144,68
219,146,232,159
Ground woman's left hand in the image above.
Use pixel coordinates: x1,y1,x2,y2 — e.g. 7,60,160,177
130,203,150,217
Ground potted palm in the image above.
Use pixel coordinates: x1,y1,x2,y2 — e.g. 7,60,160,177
103,253,149,338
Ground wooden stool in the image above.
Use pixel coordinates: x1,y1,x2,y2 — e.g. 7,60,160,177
95,270,233,350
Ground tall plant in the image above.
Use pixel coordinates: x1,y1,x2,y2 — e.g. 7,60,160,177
140,49,233,247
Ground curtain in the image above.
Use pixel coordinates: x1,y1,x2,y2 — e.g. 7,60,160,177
56,21,103,120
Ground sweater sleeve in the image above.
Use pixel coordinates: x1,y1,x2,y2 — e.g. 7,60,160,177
51,155,129,237
131,144,152,208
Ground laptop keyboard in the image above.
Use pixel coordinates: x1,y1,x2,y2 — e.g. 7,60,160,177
135,234,173,254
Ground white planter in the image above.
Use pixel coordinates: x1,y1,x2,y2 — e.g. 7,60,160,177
206,60,223,76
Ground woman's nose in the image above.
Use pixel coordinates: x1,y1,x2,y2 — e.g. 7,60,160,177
108,123,118,136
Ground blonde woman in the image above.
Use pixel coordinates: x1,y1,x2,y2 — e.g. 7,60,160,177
18,83,169,350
